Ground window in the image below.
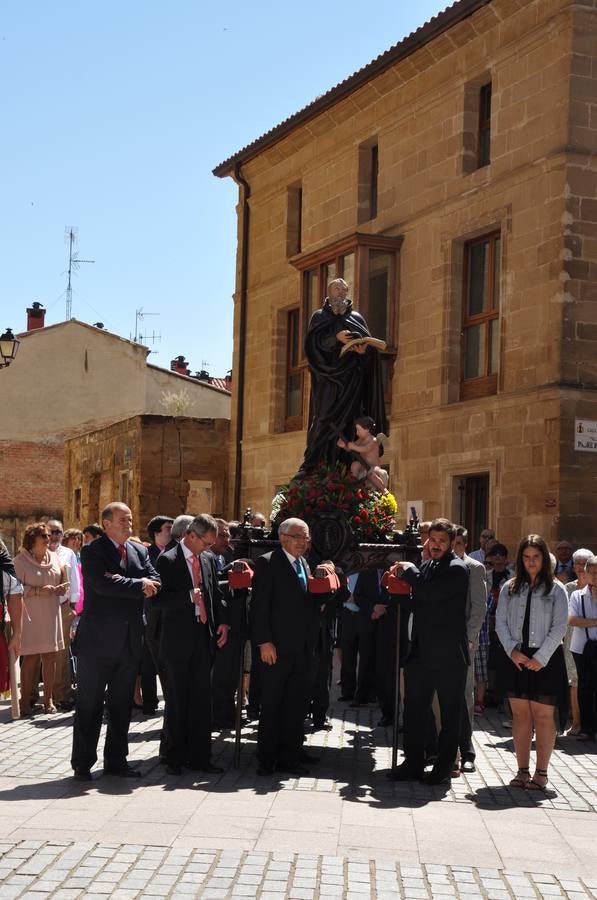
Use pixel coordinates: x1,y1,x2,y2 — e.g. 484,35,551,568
478,83,492,168
461,232,500,400
455,474,489,551
292,232,402,405
357,141,379,223
286,183,303,256
119,470,131,506
73,488,81,521
285,308,304,431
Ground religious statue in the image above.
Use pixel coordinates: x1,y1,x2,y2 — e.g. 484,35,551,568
297,278,388,475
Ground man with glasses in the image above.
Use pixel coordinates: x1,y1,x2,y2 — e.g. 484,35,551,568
252,517,320,776
469,529,496,564
153,514,229,775
47,519,80,711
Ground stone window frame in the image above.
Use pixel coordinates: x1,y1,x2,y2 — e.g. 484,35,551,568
460,230,501,401
284,306,304,433
441,205,511,406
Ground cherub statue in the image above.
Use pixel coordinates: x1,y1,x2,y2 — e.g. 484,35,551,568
336,415,390,493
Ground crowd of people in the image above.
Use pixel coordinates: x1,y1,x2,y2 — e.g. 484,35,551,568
0,508,595,793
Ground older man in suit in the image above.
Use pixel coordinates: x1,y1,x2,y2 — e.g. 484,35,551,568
71,502,161,781
252,517,321,776
154,514,229,775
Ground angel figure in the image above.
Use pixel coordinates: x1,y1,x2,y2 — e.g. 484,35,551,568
336,415,390,493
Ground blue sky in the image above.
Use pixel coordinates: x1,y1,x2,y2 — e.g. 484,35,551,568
1,1,447,377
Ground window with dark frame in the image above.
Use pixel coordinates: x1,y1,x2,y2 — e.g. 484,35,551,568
456,474,489,551
461,231,501,400
285,308,304,431
478,82,492,168
292,232,402,409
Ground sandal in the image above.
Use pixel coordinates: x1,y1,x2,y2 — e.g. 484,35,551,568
509,767,530,788
44,704,58,714
526,768,549,792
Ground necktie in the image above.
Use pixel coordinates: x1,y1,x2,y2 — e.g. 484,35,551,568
294,558,307,591
190,554,207,625
117,543,127,567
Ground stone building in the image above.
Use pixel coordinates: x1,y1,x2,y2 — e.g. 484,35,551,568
64,415,230,535
215,0,597,550
0,315,230,552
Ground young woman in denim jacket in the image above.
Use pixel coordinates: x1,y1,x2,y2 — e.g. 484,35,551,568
496,535,568,792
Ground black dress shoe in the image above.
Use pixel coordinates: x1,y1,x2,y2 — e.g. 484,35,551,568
165,763,182,776
257,764,274,776
576,732,596,742
188,763,224,774
142,705,158,716
386,763,423,781
422,769,452,785
299,751,319,764
377,716,393,727
73,768,92,781
104,764,142,778
461,759,476,774
312,719,330,732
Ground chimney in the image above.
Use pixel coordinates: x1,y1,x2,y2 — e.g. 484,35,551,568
225,371,232,390
170,355,190,376
26,301,46,331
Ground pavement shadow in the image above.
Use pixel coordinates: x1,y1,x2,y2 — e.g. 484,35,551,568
465,784,557,807
0,771,150,802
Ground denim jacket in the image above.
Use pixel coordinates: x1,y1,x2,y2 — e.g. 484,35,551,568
495,578,568,667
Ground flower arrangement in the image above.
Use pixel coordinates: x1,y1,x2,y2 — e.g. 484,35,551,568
271,463,398,542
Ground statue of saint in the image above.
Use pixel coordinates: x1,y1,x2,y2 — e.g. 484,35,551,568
297,278,388,475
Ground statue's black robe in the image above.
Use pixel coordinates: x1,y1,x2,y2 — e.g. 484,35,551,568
298,302,388,475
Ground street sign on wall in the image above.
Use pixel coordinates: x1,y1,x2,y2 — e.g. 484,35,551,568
574,419,597,452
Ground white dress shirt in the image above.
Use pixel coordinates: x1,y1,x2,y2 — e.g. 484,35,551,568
55,544,80,605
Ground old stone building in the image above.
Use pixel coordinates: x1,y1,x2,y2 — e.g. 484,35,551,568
215,0,597,550
64,415,230,535
0,316,230,552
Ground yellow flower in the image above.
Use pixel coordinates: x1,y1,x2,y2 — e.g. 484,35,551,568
380,492,398,514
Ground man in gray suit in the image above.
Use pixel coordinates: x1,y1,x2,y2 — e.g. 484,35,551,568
453,526,488,773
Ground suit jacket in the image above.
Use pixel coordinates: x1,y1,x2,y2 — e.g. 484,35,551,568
352,568,383,618
153,543,226,658
251,547,319,656
402,552,469,669
462,553,489,645
77,534,160,660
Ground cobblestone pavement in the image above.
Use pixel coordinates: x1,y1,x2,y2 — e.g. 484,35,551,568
0,696,596,897
1,841,596,900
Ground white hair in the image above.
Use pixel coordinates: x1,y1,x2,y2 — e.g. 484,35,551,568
573,548,593,562
279,517,308,535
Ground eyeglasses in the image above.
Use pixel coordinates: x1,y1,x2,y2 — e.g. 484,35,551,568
49,529,63,536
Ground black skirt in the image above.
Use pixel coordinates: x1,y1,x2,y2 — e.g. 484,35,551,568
497,643,569,730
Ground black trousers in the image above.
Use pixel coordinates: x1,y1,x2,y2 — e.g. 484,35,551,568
340,608,376,701
161,635,213,767
71,650,139,771
573,651,597,736
403,657,467,776
247,638,262,718
258,651,310,768
212,629,242,726
375,610,398,720
309,627,333,725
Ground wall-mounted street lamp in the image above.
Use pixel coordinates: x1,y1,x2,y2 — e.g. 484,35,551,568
0,329,20,369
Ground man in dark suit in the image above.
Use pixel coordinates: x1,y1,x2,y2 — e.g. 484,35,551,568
154,514,229,775
252,517,320,776
140,516,174,714
389,518,469,785
71,502,161,781
340,569,381,705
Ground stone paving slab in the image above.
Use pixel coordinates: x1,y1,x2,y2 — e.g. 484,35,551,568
1,702,595,814
0,842,596,900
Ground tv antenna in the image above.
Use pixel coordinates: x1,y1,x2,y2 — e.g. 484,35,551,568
64,227,95,320
132,307,161,350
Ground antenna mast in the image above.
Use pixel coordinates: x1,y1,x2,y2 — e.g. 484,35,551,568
64,227,94,320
